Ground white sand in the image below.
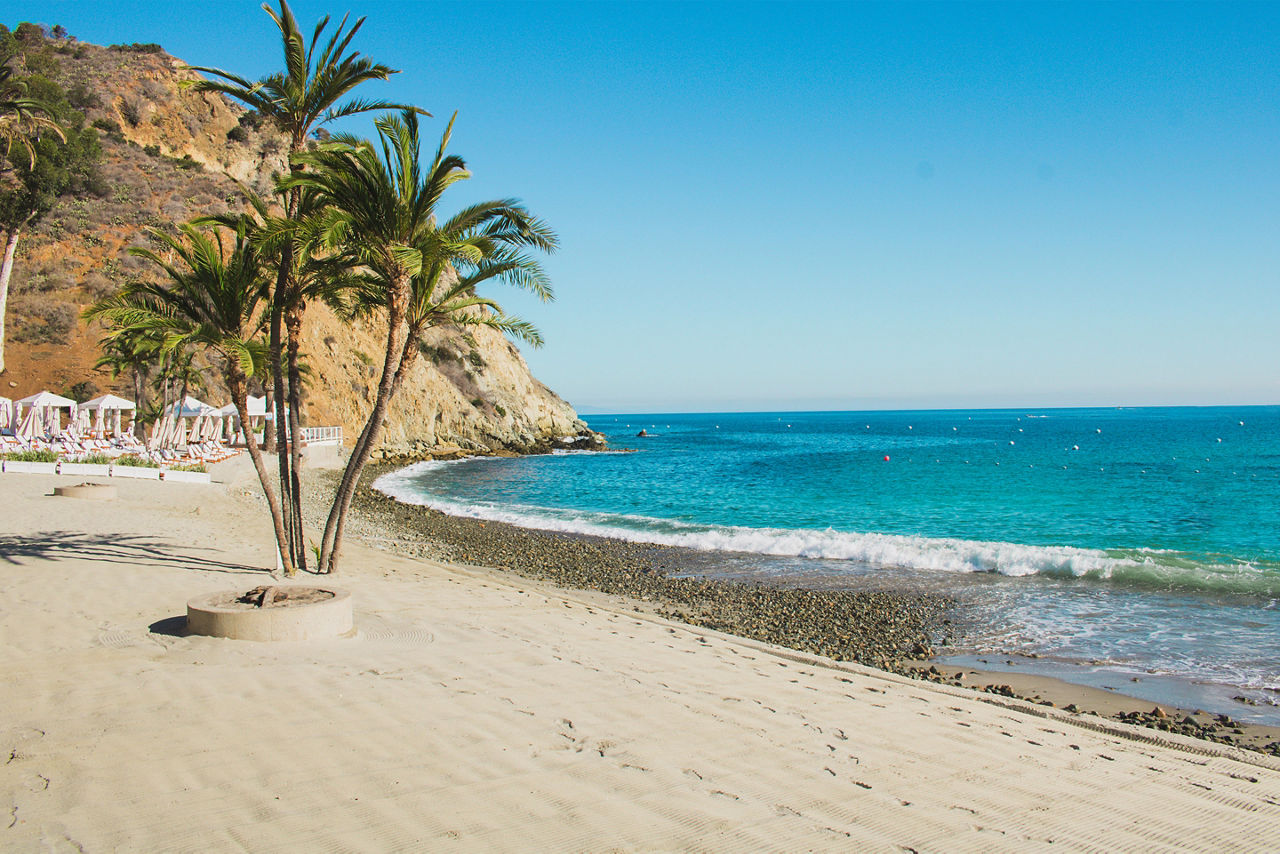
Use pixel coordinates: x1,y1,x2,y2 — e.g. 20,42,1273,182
2,471,1278,852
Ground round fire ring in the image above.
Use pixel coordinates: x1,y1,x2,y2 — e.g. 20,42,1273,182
187,586,353,642
54,482,117,500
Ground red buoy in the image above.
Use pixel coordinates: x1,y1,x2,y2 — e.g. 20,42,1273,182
883,455,890,462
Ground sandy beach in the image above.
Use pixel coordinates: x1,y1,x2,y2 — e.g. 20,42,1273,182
3,469,1280,852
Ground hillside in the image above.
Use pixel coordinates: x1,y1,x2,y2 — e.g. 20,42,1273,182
1,29,597,455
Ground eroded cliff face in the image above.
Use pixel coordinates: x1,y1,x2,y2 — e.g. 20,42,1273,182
3,35,595,453
303,304,595,456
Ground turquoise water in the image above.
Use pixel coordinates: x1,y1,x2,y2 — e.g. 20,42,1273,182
375,407,1280,721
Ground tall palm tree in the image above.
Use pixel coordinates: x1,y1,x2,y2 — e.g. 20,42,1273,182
86,223,293,574
184,0,423,571
285,110,557,574
0,60,64,170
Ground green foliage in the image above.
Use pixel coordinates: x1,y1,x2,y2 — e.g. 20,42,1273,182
225,125,247,143
353,349,373,367
109,43,164,54
493,403,506,417
0,70,104,232
119,99,140,126
66,379,98,401
142,143,159,156
91,117,123,141
169,462,207,472
466,349,486,368
64,82,97,110
13,23,47,44
1,448,58,462
114,454,158,468
79,452,114,465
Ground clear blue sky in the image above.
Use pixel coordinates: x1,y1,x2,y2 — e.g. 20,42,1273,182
9,1,1280,412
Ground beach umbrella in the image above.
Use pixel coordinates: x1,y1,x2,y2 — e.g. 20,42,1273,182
15,406,39,441
0,396,12,432
161,396,216,448
215,403,239,443
150,412,177,450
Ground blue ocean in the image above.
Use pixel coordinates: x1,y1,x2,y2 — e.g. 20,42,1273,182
375,407,1280,723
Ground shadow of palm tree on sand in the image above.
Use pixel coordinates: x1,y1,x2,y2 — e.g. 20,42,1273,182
0,530,271,576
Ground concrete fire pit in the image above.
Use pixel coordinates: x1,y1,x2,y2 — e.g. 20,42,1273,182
186,586,353,642
53,482,118,500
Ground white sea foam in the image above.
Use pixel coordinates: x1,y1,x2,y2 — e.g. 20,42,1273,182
373,460,1273,588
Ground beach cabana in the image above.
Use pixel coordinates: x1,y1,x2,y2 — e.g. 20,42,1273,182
218,396,266,445
78,394,136,438
15,391,77,438
154,396,217,449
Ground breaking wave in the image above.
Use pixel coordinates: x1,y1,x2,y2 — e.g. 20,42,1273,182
373,461,1279,597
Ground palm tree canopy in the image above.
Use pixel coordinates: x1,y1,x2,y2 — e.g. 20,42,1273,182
287,110,559,346
0,60,65,168
86,223,271,379
283,109,470,282
183,0,425,147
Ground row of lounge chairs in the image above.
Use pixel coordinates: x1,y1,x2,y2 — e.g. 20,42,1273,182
0,431,241,466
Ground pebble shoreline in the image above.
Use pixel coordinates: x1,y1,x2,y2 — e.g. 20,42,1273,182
302,466,1280,758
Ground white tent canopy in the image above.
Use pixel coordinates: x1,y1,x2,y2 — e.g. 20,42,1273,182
217,396,266,445
81,393,136,412
150,396,219,450
15,391,77,437
78,394,137,438
164,396,216,418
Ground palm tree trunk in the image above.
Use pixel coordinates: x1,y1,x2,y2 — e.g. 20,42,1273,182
262,385,276,452
334,322,424,494
132,367,147,440
0,222,28,375
285,301,307,571
318,276,412,574
229,370,294,576
280,162,307,571
268,264,295,574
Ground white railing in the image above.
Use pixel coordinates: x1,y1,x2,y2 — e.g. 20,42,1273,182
301,425,343,445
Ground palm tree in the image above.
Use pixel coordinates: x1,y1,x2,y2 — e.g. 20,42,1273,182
284,110,557,574
93,323,162,440
85,222,294,574
184,0,423,571
0,60,64,170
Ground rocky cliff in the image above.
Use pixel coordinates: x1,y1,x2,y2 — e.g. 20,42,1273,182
2,31,597,454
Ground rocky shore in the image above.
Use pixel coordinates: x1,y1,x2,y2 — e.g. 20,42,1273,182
303,466,1280,758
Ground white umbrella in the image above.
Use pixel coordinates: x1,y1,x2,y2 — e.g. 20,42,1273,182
0,396,11,432
15,406,39,441
162,396,215,448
